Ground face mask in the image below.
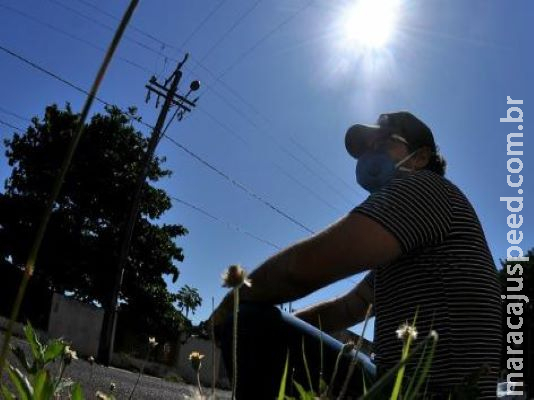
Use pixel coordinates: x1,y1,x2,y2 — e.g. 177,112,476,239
356,150,417,193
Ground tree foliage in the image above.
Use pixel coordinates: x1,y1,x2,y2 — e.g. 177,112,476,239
0,104,193,340
176,284,202,318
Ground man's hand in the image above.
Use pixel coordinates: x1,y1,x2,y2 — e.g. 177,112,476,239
293,275,374,333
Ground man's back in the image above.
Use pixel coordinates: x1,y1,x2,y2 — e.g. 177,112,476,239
354,170,502,398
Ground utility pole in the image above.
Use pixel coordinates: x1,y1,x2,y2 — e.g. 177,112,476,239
98,53,200,364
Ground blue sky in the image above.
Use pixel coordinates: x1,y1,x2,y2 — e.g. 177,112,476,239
0,0,532,341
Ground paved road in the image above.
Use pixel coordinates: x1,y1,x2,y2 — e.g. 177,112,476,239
65,357,231,399
1,331,231,399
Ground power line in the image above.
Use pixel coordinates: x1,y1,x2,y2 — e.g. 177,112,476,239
45,0,170,72
163,134,315,234
9,3,242,125
0,43,110,106
290,136,357,194
0,107,32,123
0,3,151,75
33,0,356,204
2,3,347,215
71,0,275,111
73,0,189,61
0,110,354,283
0,106,281,250
73,0,228,56
197,105,345,214
215,0,313,81
178,0,230,50
0,45,316,234
196,0,264,65
170,195,281,250
74,0,168,48
0,119,23,131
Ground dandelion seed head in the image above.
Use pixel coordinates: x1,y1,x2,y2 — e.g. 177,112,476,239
396,322,417,341
64,345,78,364
189,351,205,371
342,341,355,354
221,264,252,288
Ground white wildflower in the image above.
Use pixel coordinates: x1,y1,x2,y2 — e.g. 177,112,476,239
188,351,205,372
221,264,252,288
63,345,78,364
396,322,418,341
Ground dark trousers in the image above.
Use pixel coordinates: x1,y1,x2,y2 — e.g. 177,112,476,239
216,303,376,400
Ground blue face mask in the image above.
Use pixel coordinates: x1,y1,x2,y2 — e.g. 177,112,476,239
356,150,416,193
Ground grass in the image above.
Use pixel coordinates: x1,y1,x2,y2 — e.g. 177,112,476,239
214,266,440,400
0,322,84,399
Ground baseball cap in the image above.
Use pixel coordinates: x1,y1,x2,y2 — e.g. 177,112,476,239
345,111,436,159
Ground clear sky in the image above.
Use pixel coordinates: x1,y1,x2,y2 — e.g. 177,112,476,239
0,0,532,341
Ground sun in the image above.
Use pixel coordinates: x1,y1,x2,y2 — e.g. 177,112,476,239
340,0,401,49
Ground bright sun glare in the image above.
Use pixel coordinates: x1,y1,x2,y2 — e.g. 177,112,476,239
341,0,401,49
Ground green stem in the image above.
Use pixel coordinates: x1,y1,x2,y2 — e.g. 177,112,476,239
391,313,419,400
197,370,203,397
359,332,437,400
338,304,373,400
0,0,139,374
54,359,66,395
391,334,413,400
129,346,151,400
327,349,344,398
301,337,314,393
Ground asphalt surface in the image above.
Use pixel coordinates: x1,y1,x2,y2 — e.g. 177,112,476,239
63,357,232,399
1,331,232,399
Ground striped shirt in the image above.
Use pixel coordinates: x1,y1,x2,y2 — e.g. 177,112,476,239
352,170,502,398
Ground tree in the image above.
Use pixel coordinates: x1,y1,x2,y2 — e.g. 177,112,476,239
176,284,202,318
0,104,187,341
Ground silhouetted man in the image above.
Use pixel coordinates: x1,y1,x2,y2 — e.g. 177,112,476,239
212,111,502,399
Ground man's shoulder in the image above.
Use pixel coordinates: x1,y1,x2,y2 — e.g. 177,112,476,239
398,170,471,197
386,170,453,195
400,169,448,185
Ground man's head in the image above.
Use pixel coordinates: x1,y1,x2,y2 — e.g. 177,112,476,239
345,111,446,176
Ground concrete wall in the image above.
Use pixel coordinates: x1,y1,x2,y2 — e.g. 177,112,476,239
177,337,229,388
47,293,104,357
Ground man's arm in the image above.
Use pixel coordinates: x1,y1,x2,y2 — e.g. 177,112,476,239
211,212,400,326
293,275,374,333
240,212,399,303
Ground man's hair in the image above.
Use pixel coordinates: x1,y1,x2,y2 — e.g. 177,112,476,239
426,148,447,176
408,143,447,176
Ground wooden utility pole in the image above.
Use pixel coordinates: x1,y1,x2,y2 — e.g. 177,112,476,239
98,53,199,364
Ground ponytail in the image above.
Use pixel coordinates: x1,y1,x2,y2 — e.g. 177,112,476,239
426,148,447,176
